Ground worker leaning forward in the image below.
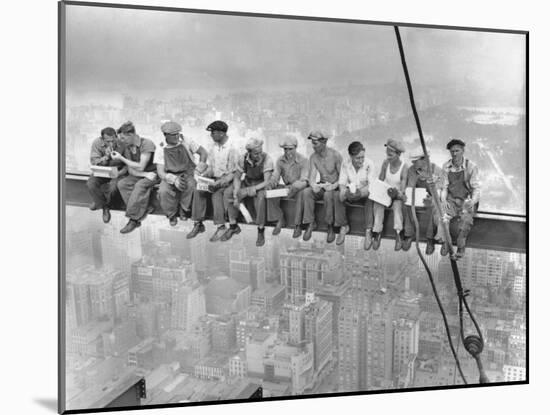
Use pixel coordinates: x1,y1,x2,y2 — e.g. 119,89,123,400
87,127,128,224
155,121,208,228
401,147,445,255
266,136,309,238
224,138,274,247
112,121,159,234
372,139,408,251
301,131,343,243
188,120,239,242
337,141,376,248
437,138,481,259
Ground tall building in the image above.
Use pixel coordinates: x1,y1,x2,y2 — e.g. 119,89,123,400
280,247,343,303
230,256,266,291
211,314,237,352
303,295,333,372
392,318,420,381
170,280,206,332
251,284,286,314
205,276,251,314
246,332,277,377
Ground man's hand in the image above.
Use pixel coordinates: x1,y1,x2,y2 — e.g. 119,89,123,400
165,173,177,185
195,161,208,175
311,183,322,194
233,193,240,208
387,187,399,200
359,187,369,198
111,151,122,160
174,176,187,191
441,199,450,213
208,180,222,192
463,199,474,212
145,172,157,182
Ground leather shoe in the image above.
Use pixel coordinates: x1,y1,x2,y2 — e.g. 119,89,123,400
401,236,413,251
256,229,266,247
425,239,435,255
221,225,241,241
169,215,178,227
210,226,226,242
303,222,316,241
394,232,403,251
120,219,141,234
440,242,449,256
102,208,111,224
336,225,349,245
364,230,373,250
372,232,382,250
187,222,205,239
326,225,336,243
292,226,302,239
272,219,284,236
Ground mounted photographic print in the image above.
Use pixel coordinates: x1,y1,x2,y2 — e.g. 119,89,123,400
59,1,528,413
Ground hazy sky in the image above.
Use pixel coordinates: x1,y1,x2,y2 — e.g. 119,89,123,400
65,4,526,101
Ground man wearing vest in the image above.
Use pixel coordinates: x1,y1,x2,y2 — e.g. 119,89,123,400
188,120,239,242
402,147,445,254
87,127,127,224
112,121,159,234
302,130,343,243
224,138,274,247
155,121,208,228
266,136,309,238
372,139,408,251
438,139,481,258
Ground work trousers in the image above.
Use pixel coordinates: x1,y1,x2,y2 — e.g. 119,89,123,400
435,198,476,240
302,187,341,226
227,189,267,226
192,184,233,225
373,200,403,233
403,203,438,239
117,175,160,221
158,176,196,219
266,186,305,226
334,195,374,230
87,176,120,208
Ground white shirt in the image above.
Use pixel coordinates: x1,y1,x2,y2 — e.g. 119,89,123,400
207,140,239,178
338,156,375,192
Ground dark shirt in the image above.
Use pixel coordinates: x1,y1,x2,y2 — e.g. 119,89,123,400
123,136,156,173
90,137,126,169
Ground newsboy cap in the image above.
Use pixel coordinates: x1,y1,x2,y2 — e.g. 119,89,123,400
161,121,182,135
409,146,429,161
117,121,135,135
446,139,466,150
307,130,330,141
280,136,298,148
245,137,264,151
384,138,405,153
206,120,228,133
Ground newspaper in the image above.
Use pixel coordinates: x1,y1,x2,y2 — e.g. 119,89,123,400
195,175,215,192
266,188,289,199
369,179,392,207
91,166,118,179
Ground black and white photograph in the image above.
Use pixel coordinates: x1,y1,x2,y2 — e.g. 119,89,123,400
57,1,528,413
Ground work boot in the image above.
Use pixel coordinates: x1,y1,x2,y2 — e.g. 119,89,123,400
303,222,316,241
336,225,349,245
292,226,302,239
364,229,373,251
256,228,266,247
169,215,178,227
221,224,241,241
456,246,466,259
394,231,403,251
326,225,336,243
272,218,284,236
210,225,226,242
425,239,435,255
102,207,111,224
120,219,141,234
440,241,449,256
187,222,205,239
372,232,382,250
401,236,413,251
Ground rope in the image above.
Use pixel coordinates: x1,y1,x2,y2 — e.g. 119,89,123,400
394,25,489,384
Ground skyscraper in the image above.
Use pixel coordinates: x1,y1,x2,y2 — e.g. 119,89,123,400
392,318,420,382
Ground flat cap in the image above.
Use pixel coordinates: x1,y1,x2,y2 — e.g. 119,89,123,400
280,136,298,148
446,138,466,150
384,138,405,153
161,121,182,135
117,121,135,135
206,120,228,133
307,130,330,141
245,137,264,151
409,146,429,161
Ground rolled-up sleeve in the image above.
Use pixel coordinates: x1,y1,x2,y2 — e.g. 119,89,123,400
186,137,201,154
263,155,275,173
